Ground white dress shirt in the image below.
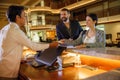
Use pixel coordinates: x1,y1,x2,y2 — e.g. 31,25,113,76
0,22,49,78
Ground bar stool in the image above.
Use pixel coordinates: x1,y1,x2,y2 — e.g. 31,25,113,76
116,32,120,47
106,34,114,47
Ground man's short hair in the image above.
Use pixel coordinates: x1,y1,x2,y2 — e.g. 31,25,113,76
61,8,70,14
6,5,24,22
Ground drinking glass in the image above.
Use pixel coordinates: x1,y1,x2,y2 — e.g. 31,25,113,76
74,53,81,67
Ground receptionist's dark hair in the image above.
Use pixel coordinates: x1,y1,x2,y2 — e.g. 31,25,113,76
87,13,98,26
6,5,24,22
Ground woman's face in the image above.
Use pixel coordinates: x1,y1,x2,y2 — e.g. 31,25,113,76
86,16,96,28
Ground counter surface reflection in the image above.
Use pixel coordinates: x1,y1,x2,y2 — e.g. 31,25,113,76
20,63,106,80
67,47,120,60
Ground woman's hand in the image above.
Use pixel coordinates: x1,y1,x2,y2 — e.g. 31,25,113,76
58,39,65,44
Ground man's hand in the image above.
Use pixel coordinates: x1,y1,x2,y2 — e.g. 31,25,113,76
49,41,58,48
21,59,27,64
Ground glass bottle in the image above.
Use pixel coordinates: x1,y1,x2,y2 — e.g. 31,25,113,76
74,54,81,67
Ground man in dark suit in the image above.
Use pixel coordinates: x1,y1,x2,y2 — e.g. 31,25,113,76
56,8,83,41
53,8,83,70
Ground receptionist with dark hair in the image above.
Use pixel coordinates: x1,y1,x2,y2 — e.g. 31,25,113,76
0,5,58,80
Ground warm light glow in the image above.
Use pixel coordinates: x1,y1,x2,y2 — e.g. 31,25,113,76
65,0,96,10
30,25,56,30
58,71,63,77
22,49,36,59
27,7,60,14
73,67,105,79
26,0,96,14
78,72,88,79
46,30,56,40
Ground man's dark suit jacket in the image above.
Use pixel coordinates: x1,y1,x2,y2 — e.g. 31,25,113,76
56,20,83,40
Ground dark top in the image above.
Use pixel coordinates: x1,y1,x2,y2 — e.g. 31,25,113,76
56,20,83,40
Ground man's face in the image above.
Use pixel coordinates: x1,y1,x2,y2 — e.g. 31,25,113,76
60,11,70,22
16,10,26,27
20,11,26,26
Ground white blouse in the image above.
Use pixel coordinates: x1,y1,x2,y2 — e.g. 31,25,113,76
83,36,96,43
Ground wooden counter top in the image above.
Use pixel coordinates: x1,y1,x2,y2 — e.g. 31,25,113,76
20,63,106,80
20,47,120,80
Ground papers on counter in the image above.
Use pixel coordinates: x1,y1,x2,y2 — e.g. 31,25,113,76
67,46,76,49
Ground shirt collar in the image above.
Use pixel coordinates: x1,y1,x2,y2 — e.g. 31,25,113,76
10,22,19,28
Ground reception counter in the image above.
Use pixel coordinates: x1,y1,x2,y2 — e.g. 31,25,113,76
65,47,120,70
20,47,120,80
66,47,120,60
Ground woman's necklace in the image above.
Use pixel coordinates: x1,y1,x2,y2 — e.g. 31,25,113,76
87,30,96,38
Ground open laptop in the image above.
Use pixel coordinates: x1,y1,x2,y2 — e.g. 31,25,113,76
34,46,65,66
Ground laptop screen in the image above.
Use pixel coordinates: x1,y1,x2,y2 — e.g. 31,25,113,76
35,46,65,66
